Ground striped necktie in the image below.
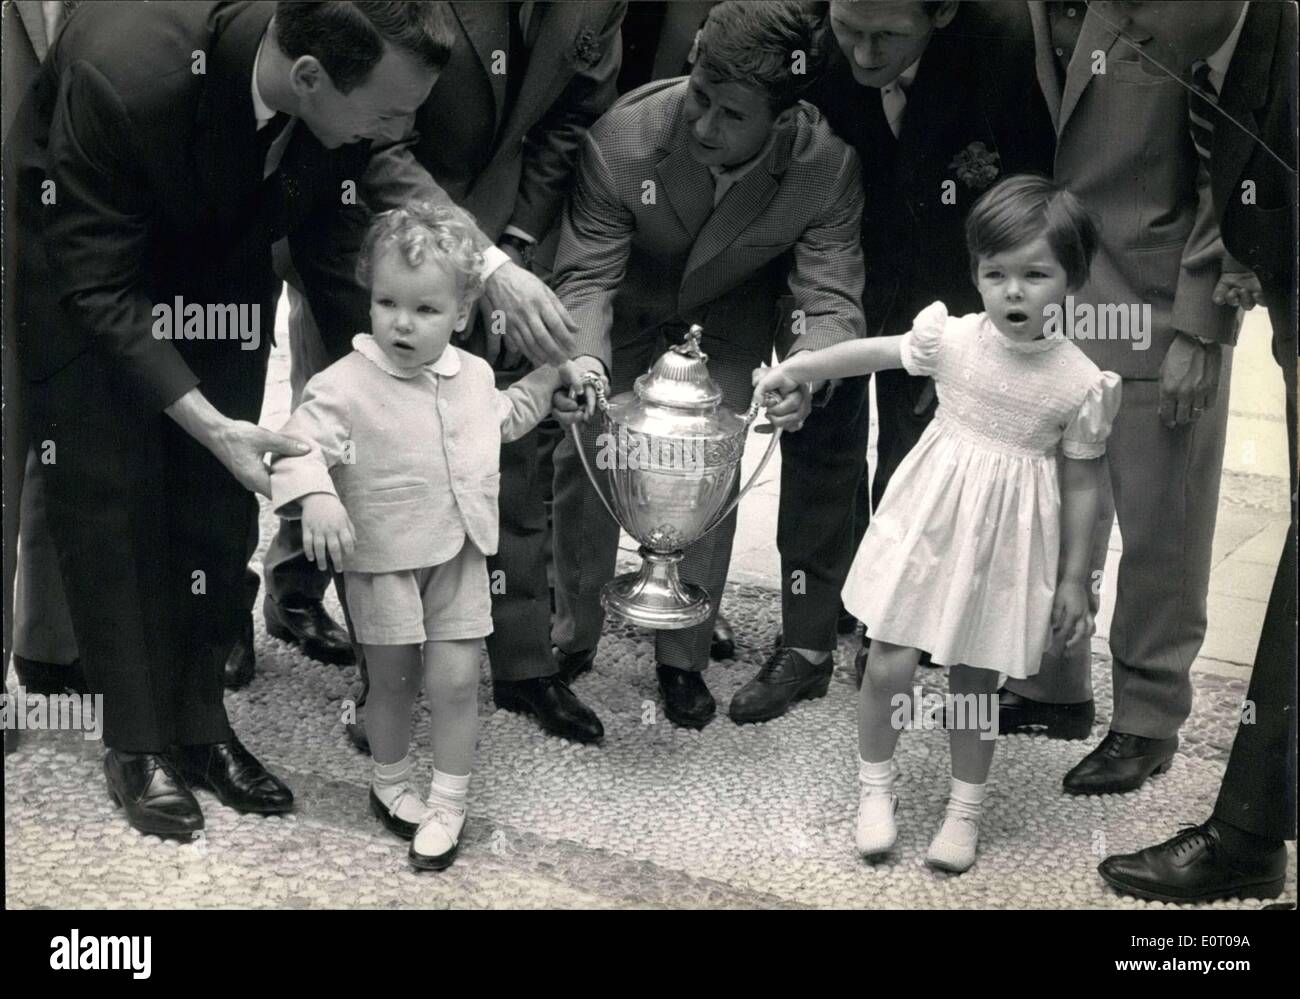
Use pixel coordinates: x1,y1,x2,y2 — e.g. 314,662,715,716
1188,61,1217,164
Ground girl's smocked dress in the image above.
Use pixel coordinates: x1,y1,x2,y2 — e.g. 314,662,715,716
842,302,1122,677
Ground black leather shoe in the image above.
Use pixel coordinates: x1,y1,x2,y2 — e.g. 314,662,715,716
11,655,87,696
1063,731,1178,795
552,646,596,684
710,615,736,661
1099,821,1286,903
222,619,256,690
730,647,832,724
996,688,1094,740
493,676,604,743
104,749,204,838
264,595,355,666
175,737,294,814
656,664,716,729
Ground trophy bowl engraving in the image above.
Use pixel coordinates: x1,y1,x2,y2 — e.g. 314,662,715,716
573,326,780,629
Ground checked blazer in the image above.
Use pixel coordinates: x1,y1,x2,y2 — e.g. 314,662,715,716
552,77,866,373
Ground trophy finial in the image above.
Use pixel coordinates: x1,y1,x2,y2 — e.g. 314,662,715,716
674,324,705,359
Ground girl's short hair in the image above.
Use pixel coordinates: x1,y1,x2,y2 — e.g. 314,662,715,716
356,200,485,303
965,174,1099,290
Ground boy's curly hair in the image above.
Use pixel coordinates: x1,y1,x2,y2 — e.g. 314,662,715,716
356,200,485,303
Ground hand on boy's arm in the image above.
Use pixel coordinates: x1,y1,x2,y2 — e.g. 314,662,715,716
300,492,356,573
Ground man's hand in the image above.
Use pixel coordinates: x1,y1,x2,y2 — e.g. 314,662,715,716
300,493,356,572
1212,269,1264,310
480,260,579,368
1050,579,1092,653
752,363,800,401
166,388,310,497
1159,332,1222,428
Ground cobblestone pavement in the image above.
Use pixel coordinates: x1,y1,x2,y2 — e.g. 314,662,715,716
5,306,1293,909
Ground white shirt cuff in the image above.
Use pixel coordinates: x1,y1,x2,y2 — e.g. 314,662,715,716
480,244,511,281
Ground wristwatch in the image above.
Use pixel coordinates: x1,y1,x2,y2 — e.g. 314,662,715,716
498,233,536,271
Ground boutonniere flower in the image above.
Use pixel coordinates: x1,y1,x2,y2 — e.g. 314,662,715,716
949,141,1001,190
573,27,601,68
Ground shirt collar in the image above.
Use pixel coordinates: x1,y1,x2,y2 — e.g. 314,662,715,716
1200,1,1249,92
353,334,462,379
883,56,922,96
251,33,276,128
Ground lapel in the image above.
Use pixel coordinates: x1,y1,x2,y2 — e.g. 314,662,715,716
494,1,583,150
14,0,48,60
1027,2,1063,129
1057,6,1120,133
678,122,793,310
1211,2,1275,215
451,0,508,139
191,3,274,230
655,116,714,243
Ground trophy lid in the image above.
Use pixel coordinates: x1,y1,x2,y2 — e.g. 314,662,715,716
634,325,723,411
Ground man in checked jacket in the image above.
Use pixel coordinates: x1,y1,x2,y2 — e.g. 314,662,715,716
551,1,866,729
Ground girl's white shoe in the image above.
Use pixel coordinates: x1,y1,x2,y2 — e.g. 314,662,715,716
925,813,980,873
409,803,466,871
855,787,898,857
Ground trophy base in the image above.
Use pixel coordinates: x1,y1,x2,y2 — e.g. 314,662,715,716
600,549,712,630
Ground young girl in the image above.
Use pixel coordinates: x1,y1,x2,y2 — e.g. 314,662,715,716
754,174,1120,873
271,202,586,870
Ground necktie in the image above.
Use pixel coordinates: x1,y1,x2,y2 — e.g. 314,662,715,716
259,114,299,243
880,79,907,139
1189,61,1217,165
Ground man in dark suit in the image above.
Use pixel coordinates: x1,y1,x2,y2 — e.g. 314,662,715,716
270,1,626,747
551,1,866,729
730,0,1057,719
4,0,450,837
1096,0,1295,903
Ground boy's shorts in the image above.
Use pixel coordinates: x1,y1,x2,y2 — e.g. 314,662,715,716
344,543,493,646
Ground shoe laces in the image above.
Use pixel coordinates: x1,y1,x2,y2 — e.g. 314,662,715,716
757,647,796,681
1167,823,1216,860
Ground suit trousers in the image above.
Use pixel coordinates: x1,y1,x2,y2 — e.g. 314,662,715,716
27,345,267,751
13,447,79,664
1213,306,1296,841
1007,351,1234,739
552,326,763,671
776,372,871,651
269,285,557,681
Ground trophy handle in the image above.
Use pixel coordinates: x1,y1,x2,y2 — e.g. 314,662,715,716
694,393,783,543
569,371,623,527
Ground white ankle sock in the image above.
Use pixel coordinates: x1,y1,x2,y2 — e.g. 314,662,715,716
428,768,470,817
371,754,414,805
946,776,986,821
858,757,895,793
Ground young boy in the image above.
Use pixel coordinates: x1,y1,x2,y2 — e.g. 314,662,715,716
271,202,586,870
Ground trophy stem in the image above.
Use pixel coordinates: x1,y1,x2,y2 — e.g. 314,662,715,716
600,548,712,629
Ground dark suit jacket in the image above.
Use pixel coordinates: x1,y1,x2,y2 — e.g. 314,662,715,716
4,0,372,413
552,78,866,372
1210,0,1297,360
810,1,1055,337
364,0,625,242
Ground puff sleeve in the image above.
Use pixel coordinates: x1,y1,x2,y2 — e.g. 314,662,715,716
898,301,949,378
1061,371,1122,460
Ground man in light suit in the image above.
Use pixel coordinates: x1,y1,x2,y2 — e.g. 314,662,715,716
272,1,626,745
1097,0,1295,904
551,1,866,729
999,1,1241,794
